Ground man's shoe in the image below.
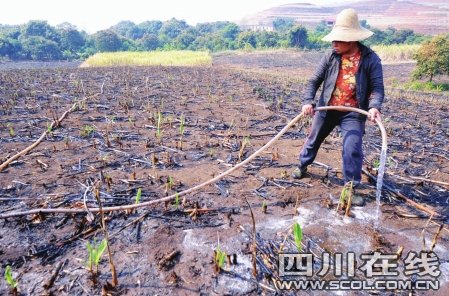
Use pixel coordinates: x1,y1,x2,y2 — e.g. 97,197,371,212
292,167,307,179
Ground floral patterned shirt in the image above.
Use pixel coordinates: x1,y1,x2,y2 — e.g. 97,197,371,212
328,51,361,107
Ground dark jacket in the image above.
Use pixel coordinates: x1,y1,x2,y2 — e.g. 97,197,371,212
303,42,384,112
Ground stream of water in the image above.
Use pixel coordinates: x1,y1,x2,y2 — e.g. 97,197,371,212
375,147,387,229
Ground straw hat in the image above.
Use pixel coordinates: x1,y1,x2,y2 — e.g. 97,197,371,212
322,8,373,42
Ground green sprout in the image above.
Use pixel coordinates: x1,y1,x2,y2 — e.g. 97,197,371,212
239,136,251,160
214,244,227,272
156,111,163,139
86,238,107,275
262,200,267,214
7,123,15,137
166,176,174,192
174,192,180,209
80,125,95,138
292,222,303,252
4,265,18,290
208,148,216,158
135,188,142,204
243,136,251,146
338,182,353,205
46,122,53,133
336,181,354,215
179,114,186,136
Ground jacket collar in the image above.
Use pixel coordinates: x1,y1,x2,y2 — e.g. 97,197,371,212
357,42,373,57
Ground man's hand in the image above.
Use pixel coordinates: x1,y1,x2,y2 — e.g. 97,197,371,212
302,104,315,116
368,108,381,123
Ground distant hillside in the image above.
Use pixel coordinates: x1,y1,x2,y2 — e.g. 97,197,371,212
239,0,449,35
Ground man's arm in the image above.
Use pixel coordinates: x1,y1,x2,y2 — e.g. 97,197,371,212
367,57,384,111
367,56,384,122
303,52,331,106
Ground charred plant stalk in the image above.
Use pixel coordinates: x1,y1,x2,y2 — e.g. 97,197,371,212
430,223,444,252
345,181,353,217
245,198,257,277
421,214,434,251
94,185,118,287
43,259,67,289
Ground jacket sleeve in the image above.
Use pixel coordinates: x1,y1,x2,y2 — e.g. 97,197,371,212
367,56,384,111
302,52,331,106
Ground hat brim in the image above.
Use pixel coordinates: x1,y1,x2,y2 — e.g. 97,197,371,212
322,26,373,42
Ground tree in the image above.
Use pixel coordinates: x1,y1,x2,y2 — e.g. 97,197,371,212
174,29,197,49
236,31,257,49
273,17,295,32
392,29,414,44
20,36,61,60
195,23,214,34
22,20,60,42
57,23,86,52
413,34,449,82
0,37,15,57
196,21,235,35
160,18,189,39
93,30,122,52
220,23,241,40
360,20,371,29
139,33,159,50
288,25,308,48
0,25,21,39
256,31,279,48
138,20,163,35
111,21,143,39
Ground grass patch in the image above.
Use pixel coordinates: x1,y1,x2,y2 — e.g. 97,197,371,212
403,81,449,92
81,51,212,67
372,44,420,63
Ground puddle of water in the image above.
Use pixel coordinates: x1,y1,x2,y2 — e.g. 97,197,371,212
351,207,378,221
182,229,212,250
258,204,375,254
216,253,256,294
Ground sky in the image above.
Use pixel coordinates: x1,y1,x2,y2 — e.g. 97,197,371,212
0,0,348,33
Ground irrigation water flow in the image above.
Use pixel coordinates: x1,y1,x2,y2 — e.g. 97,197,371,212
375,147,388,228
0,106,388,221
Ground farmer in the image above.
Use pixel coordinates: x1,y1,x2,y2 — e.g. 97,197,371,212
292,8,384,205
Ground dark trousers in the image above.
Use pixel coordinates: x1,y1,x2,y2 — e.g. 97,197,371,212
299,111,365,185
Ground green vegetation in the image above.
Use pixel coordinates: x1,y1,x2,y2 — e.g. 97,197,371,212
0,18,429,62
404,81,449,92
82,50,212,67
86,238,107,275
80,125,95,137
156,111,163,139
336,181,354,216
46,122,52,133
167,176,174,191
135,188,142,204
262,200,267,213
214,244,227,273
6,123,15,137
413,34,449,82
174,192,180,209
179,114,186,136
4,265,18,290
292,222,303,252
